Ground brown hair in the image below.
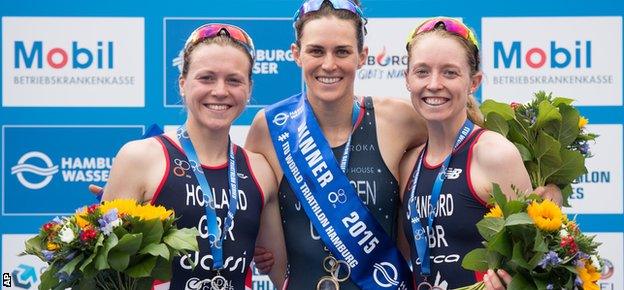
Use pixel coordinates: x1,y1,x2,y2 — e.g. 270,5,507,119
406,21,484,126
293,0,366,52
180,35,253,80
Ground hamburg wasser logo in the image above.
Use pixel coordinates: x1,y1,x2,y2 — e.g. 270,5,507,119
11,151,59,190
11,151,113,190
3,126,142,215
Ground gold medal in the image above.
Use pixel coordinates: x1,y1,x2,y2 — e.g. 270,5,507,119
317,255,351,290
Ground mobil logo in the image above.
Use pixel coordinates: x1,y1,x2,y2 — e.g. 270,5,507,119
493,40,592,69
13,40,114,69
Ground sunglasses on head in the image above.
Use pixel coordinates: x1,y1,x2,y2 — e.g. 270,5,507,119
184,23,255,59
293,0,366,23
406,17,479,49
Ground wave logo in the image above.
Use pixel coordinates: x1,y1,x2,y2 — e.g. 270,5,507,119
11,151,59,190
14,41,114,69
493,41,592,69
366,46,408,67
373,262,399,287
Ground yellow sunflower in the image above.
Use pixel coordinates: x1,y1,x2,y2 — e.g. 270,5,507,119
74,208,90,229
527,200,563,232
485,204,503,218
99,199,140,217
578,116,589,129
132,204,173,221
576,259,600,290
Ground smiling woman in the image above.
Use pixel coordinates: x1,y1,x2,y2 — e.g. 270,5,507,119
99,23,287,290
244,1,428,289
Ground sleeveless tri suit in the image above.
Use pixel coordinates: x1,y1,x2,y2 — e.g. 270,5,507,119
401,129,488,289
278,97,401,290
151,135,264,290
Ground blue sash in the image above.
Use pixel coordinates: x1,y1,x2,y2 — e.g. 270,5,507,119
407,119,473,279
265,93,412,290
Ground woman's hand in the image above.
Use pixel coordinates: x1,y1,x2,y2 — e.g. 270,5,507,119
483,269,512,290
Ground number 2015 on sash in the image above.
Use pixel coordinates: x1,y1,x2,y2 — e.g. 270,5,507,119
342,211,380,254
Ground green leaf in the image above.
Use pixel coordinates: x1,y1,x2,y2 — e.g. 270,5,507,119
80,235,105,272
534,100,561,130
560,184,573,207
151,257,174,281
508,272,536,290
95,234,118,270
533,230,548,253
59,253,84,275
126,256,158,278
505,213,534,227
508,119,532,149
552,97,574,106
164,228,199,252
505,200,526,215
489,230,512,258
76,277,96,290
461,248,489,271
491,183,508,215
139,243,170,260
108,250,130,271
40,264,61,290
511,242,531,270
113,233,143,255
113,225,129,237
481,99,516,120
477,217,505,241
543,105,580,147
548,149,586,186
131,218,164,247
534,132,562,185
486,249,504,269
485,112,510,137
24,235,44,255
534,132,561,163
514,143,532,161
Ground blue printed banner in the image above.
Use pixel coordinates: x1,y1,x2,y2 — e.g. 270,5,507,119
2,125,144,215
164,18,301,108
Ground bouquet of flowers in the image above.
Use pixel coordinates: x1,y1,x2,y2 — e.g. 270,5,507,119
480,91,598,206
22,199,199,290
460,185,603,290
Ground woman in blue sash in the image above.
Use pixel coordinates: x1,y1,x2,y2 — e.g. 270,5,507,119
246,0,426,289
100,23,287,290
400,17,560,290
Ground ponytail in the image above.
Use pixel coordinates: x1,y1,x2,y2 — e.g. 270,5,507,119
466,94,484,127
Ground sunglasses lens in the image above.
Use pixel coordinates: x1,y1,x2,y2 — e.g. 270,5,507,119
186,24,255,58
295,0,363,21
410,18,478,49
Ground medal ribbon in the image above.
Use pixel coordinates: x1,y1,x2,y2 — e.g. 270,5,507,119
177,125,239,270
407,119,473,277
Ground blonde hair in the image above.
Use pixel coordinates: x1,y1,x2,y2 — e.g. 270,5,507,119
466,94,484,127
